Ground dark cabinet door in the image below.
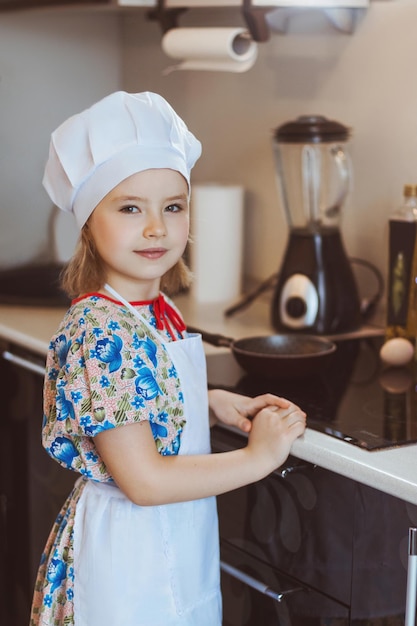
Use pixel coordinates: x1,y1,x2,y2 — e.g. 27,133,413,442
211,425,355,611
220,540,349,626
0,344,76,626
350,483,417,623
211,424,417,625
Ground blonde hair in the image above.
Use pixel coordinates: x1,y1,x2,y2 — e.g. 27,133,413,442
61,225,192,299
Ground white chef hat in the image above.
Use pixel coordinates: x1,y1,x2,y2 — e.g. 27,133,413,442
43,91,202,229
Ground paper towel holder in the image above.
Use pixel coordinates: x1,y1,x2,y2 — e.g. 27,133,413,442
148,0,188,34
149,0,273,42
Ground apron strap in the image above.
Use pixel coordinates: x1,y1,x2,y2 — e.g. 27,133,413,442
104,283,186,340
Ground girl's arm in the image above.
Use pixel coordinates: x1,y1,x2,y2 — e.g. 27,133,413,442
94,399,306,506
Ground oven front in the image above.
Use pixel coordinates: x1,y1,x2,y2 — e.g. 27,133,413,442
211,424,352,625
207,337,416,625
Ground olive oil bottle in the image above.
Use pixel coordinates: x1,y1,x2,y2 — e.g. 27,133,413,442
386,184,417,340
406,194,417,341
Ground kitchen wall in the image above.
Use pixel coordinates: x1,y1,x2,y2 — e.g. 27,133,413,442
121,0,417,321
0,8,121,268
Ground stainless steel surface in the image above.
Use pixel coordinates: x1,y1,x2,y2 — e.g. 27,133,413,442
405,528,417,626
2,350,45,377
220,561,304,602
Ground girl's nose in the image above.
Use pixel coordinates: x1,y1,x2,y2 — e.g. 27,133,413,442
143,214,166,238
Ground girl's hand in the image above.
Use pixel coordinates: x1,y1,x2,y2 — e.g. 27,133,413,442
247,402,307,473
208,388,292,434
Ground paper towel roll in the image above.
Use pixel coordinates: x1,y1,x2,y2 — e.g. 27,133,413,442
162,28,258,73
190,184,244,303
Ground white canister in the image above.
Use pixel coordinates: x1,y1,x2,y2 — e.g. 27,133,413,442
190,184,244,303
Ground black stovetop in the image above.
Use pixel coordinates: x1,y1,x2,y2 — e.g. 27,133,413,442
206,334,417,451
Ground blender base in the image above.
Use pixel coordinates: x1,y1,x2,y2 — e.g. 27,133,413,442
271,227,362,335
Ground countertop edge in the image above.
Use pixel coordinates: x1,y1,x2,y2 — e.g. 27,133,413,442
291,430,417,506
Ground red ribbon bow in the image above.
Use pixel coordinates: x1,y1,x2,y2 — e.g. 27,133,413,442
152,294,186,340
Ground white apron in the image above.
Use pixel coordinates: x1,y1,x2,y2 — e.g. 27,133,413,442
72,286,222,626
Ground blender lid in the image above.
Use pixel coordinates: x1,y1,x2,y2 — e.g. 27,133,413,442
274,115,350,143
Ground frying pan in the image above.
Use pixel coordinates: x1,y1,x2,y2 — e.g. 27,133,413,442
188,326,337,379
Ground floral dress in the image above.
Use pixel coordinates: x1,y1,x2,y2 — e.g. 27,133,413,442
30,293,188,625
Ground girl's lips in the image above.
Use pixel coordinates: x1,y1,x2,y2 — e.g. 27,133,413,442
135,248,167,259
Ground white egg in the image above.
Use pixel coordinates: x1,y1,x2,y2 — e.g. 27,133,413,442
379,337,415,367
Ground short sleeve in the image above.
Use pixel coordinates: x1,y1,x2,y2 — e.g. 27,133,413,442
42,300,185,480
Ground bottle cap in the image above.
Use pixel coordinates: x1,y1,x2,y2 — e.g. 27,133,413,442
404,184,417,197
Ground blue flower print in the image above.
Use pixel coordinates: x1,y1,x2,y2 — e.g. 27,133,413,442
86,450,98,463
132,335,158,367
134,336,158,367
150,421,168,439
108,320,120,331
132,333,142,350
158,411,169,423
84,420,115,437
133,355,145,369
54,334,71,368
71,390,83,404
172,433,181,454
95,335,123,373
100,375,110,388
131,395,145,410
67,588,74,600
80,416,92,428
135,367,162,400
162,432,181,455
56,388,75,422
168,365,178,378
48,368,59,381
92,327,103,337
43,594,53,608
47,557,67,593
50,437,79,466
160,431,182,456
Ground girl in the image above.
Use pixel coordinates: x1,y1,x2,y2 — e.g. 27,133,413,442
30,91,306,626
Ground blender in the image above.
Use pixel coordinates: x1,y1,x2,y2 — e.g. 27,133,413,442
271,115,361,335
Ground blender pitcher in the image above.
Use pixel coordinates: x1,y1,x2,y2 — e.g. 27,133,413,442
271,115,361,335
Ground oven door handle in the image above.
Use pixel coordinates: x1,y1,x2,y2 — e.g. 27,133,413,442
220,560,304,602
278,462,317,478
2,350,46,377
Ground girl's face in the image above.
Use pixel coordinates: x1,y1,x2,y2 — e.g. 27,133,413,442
88,168,190,301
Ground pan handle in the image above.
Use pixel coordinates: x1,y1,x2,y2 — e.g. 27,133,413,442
187,326,234,349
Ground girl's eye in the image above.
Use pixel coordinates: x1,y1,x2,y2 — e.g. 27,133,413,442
120,205,139,214
165,203,183,213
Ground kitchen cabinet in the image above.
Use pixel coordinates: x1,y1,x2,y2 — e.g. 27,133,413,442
0,340,77,626
211,423,417,624
0,0,156,9
0,0,105,9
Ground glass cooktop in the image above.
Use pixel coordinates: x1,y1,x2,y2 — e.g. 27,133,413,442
206,335,417,451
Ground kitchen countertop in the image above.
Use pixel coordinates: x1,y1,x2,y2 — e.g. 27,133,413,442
0,295,416,506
